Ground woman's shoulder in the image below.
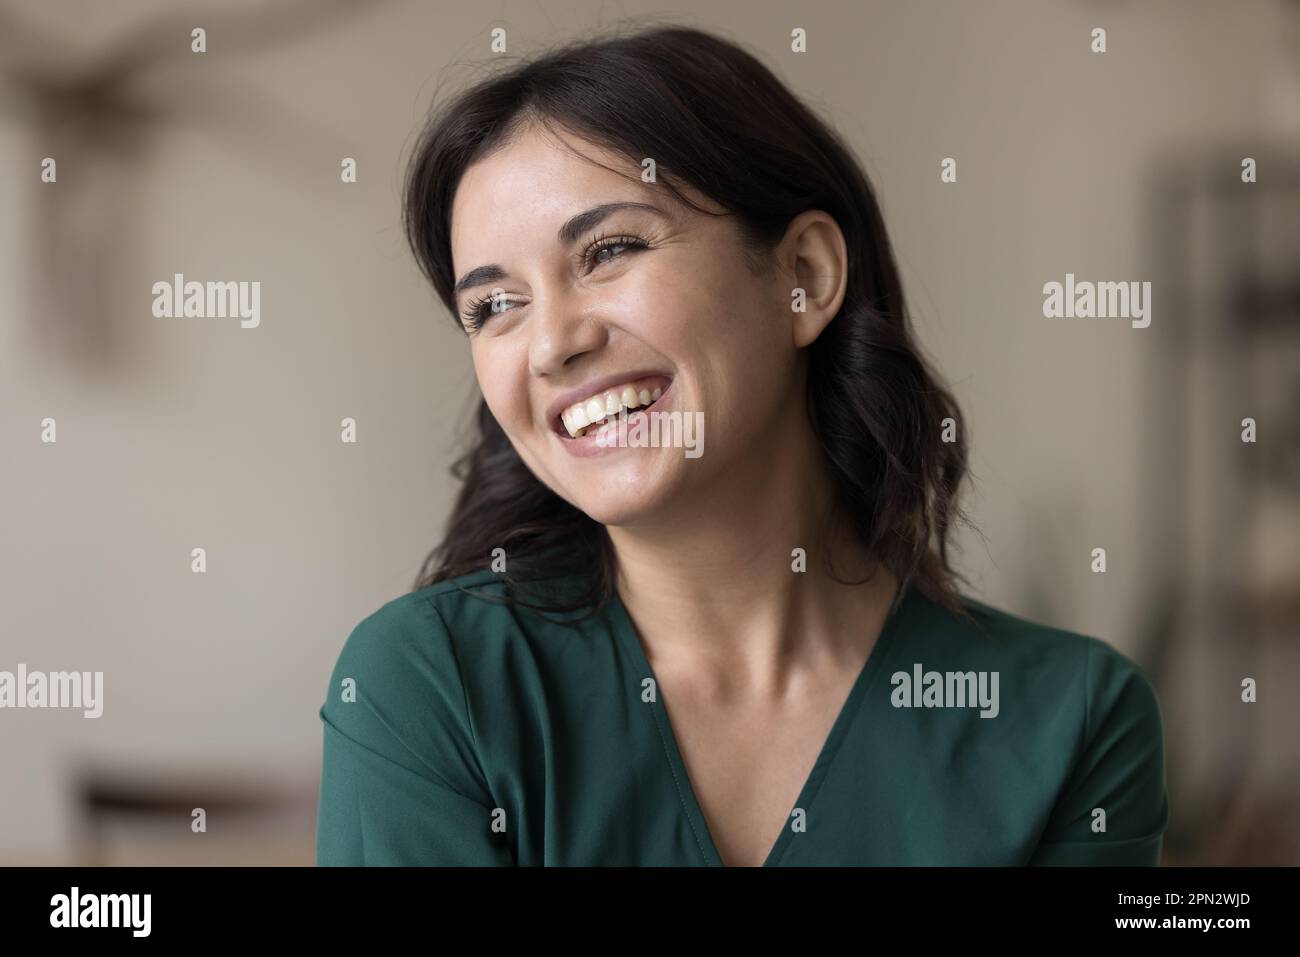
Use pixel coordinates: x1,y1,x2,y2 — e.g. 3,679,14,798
324,567,605,716
317,570,514,804
319,567,612,798
906,588,1163,719
897,587,1166,792
900,588,1168,859
330,567,565,668
326,570,495,676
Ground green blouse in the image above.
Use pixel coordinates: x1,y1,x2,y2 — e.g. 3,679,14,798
316,568,1169,865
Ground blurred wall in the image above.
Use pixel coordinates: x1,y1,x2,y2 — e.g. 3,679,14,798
1,0,1297,862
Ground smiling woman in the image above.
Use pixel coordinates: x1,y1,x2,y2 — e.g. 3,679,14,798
315,25,1169,867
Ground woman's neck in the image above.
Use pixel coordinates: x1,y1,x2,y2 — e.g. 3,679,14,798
607,438,899,691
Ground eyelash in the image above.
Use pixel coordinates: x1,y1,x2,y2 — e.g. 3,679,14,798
460,233,650,331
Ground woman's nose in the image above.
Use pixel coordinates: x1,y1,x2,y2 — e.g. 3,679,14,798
527,290,610,376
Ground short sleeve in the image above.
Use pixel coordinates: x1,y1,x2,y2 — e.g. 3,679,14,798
1028,637,1170,866
316,593,515,866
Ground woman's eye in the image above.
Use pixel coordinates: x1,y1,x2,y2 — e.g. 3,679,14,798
462,238,646,331
594,243,627,264
585,235,647,269
462,292,516,331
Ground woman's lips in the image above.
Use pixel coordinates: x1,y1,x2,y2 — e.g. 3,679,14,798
550,373,673,438
553,379,674,457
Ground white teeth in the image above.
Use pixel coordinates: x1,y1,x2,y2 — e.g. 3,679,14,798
560,380,668,438
561,406,586,434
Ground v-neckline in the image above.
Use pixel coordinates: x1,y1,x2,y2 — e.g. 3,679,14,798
607,578,916,867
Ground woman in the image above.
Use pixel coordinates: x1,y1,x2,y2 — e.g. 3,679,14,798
316,25,1169,866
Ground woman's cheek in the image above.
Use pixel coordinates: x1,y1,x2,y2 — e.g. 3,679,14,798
473,350,526,434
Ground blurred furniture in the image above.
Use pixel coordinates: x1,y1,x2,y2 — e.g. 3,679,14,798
1142,144,1300,865
73,763,317,866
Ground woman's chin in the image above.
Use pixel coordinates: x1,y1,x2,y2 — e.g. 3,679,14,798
567,476,680,528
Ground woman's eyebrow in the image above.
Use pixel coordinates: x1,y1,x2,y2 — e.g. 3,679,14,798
555,201,664,245
452,264,507,300
452,201,666,299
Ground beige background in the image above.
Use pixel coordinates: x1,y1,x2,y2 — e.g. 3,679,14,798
1,0,1297,863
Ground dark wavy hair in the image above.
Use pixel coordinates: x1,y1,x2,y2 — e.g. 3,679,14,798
402,24,978,622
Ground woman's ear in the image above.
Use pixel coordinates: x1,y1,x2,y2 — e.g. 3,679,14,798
776,210,849,348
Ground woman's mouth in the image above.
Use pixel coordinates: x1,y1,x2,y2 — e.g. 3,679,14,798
548,375,675,459
553,374,673,439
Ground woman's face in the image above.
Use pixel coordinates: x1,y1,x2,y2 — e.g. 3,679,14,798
448,122,800,528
